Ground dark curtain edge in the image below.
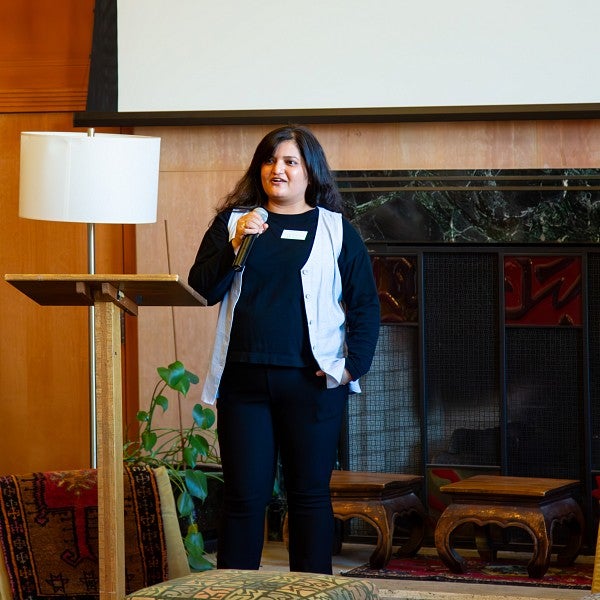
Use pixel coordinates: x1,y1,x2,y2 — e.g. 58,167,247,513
86,0,118,112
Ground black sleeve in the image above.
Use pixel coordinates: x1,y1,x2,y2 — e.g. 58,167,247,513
339,219,381,380
188,211,237,306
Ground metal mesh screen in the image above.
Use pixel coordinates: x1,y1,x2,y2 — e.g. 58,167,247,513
337,245,593,545
590,254,600,472
424,253,501,465
506,327,582,479
342,325,420,474
340,325,419,540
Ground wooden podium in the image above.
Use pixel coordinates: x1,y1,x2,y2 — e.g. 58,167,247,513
4,274,206,600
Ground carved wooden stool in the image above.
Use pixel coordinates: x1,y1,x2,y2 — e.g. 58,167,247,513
434,475,584,578
283,471,427,569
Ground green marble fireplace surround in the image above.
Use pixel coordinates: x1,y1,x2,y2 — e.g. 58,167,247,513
339,169,600,244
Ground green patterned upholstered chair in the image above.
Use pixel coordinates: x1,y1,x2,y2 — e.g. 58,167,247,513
126,569,379,600
0,465,379,600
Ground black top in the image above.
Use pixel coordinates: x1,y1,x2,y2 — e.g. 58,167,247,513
228,209,317,367
188,208,380,380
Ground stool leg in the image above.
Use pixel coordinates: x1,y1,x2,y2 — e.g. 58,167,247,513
474,524,499,562
549,499,584,567
395,516,425,558
282,513,289,548
434,506,467,573
330,509,390,569
365,504,393,569
511,510,551,579
555,516,583,567
393,497,427,558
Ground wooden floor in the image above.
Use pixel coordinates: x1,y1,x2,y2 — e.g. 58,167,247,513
258,541,592,600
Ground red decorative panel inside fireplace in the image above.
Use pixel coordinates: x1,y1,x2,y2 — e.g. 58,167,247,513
371,256,418,323
504,256,582,326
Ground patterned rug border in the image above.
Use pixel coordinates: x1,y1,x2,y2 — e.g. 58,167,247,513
341,556,593,591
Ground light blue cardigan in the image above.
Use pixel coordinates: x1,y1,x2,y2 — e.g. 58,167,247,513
201,206,360,405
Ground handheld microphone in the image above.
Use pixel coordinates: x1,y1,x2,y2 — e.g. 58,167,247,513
232,207,269,271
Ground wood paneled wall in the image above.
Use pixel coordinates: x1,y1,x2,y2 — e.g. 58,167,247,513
0,1,136,474
0,114,131,473
0,1,94,112
3,0,600,471
133,119,600,427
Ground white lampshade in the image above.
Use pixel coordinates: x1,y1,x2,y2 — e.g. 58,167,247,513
19,131,161,223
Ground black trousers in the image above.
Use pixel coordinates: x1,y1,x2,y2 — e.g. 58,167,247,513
216,363,348,574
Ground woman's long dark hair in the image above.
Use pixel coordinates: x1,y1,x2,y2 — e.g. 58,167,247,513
216,125,344,214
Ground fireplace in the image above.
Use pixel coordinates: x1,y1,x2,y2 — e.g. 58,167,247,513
335,169,600,550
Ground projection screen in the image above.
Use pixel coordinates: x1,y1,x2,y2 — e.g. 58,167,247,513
84,0,600,123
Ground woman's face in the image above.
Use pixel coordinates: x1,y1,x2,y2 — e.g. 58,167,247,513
260,140,309,209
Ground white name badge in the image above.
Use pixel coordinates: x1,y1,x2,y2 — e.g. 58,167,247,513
281,229,308,240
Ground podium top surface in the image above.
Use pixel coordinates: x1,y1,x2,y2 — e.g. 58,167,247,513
4,274,206,308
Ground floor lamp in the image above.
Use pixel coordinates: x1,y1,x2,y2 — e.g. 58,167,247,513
18,129,161,467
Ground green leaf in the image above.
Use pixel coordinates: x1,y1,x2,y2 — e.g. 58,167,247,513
166,361,187,390
189,434,209,457
158,361,184,386
185,521,198,535
184,530,213,570
188,554,214,571
176,490,195,517
158,362,200,396
167,360,185,377
184,530,205,557
154,395,168,412
173,377,191,395
185,370,200,385
141,430,157,452
136,410,149,422
192,405,216,429
185,468,208,501
156,366,170,383
182,446,198,468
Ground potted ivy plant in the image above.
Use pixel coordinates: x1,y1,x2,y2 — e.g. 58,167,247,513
123,360,221,571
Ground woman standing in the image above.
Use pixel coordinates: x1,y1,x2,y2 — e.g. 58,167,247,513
188,125,380,574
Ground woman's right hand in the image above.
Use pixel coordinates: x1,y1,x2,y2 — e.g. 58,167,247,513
232,213,268,253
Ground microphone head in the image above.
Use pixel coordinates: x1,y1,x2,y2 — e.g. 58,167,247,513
253,206,269,222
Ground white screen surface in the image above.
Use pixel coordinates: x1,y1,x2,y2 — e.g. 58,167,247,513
117,0,600,113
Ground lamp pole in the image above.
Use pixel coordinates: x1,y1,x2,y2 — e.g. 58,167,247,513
87,128,98,468
88,221,97,467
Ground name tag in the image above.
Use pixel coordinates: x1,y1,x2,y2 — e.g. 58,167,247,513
281,229,308,240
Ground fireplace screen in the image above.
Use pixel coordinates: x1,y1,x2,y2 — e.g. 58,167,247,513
336,169,600,549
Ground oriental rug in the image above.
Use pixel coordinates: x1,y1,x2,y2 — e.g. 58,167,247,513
342,553,593,590
0,465,168,600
